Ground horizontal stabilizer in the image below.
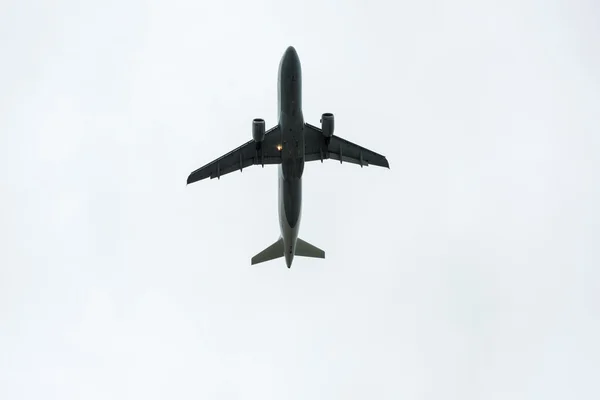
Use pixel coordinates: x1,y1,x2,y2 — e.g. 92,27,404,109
295,238,325,259
251,238,284,265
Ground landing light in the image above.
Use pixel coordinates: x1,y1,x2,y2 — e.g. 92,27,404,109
276,144,282,151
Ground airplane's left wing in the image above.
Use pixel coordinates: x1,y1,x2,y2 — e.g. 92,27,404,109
187,125,282,184
303,123,390,168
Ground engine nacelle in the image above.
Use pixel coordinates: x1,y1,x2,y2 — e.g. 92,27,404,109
320,113,334,138
252,118,265,143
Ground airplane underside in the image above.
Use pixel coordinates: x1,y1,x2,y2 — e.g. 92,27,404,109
186,46,389,268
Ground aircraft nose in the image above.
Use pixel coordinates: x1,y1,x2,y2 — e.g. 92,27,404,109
284,46,299,62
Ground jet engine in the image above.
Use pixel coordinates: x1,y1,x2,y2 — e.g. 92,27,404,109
320,113,334,138
252,118,265,143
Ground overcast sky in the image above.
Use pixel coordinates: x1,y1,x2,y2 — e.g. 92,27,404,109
1,0,599,399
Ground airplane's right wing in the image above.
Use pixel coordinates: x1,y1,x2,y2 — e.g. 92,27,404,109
187,125,282,185
303,123,390,168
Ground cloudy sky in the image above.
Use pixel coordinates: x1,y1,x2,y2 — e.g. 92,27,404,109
1,0,599,398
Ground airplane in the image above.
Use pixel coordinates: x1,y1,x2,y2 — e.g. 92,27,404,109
186,46,389,268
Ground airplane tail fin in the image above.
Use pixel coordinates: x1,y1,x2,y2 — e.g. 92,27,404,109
251,238,284,265
295,238,325,259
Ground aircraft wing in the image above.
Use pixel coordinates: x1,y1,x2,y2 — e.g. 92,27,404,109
303,123,390,168
187,125,282,184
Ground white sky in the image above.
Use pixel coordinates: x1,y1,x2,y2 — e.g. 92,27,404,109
1,0,599,398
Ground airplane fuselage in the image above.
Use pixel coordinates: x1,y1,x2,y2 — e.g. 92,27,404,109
277,46,304,268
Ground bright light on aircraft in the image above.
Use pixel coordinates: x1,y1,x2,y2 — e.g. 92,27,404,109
276,144,282,151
